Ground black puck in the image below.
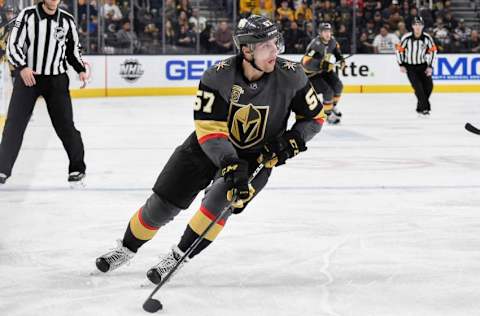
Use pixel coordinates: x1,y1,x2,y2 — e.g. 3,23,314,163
143,298,163,313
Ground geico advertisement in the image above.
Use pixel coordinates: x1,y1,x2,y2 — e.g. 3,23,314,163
101,54,480,88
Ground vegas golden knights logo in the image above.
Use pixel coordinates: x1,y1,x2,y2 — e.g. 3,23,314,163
228,103,269,149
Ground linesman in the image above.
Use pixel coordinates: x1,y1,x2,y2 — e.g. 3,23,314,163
396,17,437,116
0,0,89,185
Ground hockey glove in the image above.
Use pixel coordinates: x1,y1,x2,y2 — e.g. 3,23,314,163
221,158,255,210
259,130,307,168
320,59,335,72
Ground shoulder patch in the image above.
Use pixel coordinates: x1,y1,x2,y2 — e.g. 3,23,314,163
282,60,297,71
214,60,230,72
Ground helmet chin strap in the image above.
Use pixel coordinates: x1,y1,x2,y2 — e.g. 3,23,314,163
242,45,264,73
246,56,264,72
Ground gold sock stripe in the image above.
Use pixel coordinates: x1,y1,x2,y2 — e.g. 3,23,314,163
129,208,159,241
188,205,225,242
323,102,334,111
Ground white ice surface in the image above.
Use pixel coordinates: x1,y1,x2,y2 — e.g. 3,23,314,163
1,93,480,316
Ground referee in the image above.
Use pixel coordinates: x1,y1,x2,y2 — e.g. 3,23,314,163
396,17,437,116
0,0,89,185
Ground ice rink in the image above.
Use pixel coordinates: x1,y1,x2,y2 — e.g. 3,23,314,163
1,93,480,316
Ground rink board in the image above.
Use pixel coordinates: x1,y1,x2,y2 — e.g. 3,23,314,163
68,54,480,98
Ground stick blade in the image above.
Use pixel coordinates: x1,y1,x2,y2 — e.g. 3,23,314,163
465,123,480,135
143,298,163,313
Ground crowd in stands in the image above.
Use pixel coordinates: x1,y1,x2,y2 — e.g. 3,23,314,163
4,0,479,55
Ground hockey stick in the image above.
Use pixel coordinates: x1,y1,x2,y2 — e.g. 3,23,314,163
142,163,265,313
305,54,355,78
337,54,354,63
465,123,480,135
0,17,16,29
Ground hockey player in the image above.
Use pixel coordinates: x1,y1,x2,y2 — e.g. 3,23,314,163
301,23,345,125
95,15,326,285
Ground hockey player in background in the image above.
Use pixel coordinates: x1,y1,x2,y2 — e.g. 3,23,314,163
95,15,326,285
301,23,345,125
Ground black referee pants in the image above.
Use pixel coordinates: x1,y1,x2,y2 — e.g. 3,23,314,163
0,73,85,177
406,64,433,112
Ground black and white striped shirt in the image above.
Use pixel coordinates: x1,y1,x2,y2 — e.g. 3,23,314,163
7,3,86,76
395,32,437,67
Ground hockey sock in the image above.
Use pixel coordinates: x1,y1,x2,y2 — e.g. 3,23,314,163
123,207,160,252
177,204,227,258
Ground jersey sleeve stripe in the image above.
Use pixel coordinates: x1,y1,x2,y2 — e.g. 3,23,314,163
198,133,229,144
195,120,229,144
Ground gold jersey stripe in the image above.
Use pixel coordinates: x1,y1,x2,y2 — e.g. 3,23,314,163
195,120,229,140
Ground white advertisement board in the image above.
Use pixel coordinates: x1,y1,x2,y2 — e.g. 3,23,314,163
70,54,480,96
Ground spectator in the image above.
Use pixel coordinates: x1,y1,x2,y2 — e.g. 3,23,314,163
189,8,207,33
177,24,196,49
295,2,313,22
453,19,471,47
258,0,276,20
395,21,408,39
354,7,366,29
387,11,404,31
357,32,375,53
336,23,351,53
419,7,434,28
364,0,382,20
372,25,400,53
400,0,410,17
165,19,177,46
277,1,295,22
115,20,142,53
165,0,178,23
337,0,353,27
214,21,233,53
78,0,97,20
305,22,315,40
239,0,258,15
372,10,384,30
318,0,337,24
177,10,189,29
404,7,419,31
104,0,123,21
177,0,192,17
296,12,308,31
432,17,451,52
363,20,378,43
465,30,480,53
284,21,307,53
443,10,458,31
200,23,216,53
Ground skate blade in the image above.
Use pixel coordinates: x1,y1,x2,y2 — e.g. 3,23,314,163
140,280,155,288
89,270,103,276
69,180,86,189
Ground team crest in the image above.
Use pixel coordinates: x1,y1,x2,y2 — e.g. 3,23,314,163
54,26,66,42
230,85,244,103
228,103,269,149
